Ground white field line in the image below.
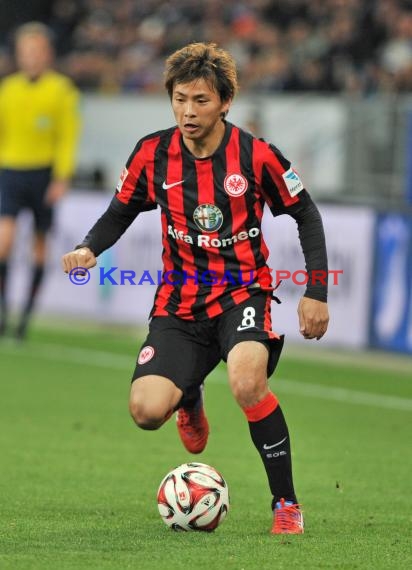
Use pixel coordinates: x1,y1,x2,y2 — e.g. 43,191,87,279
282,346,412,375
1,340,411,412
0,339,132,370
273,379,412,412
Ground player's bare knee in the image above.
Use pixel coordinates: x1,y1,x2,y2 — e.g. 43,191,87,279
230,375,267,408
129,400,165,430
135,416,163,431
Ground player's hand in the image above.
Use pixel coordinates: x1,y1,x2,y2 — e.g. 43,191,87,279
297,296,329,340
61,247,97,274
45,179,70,205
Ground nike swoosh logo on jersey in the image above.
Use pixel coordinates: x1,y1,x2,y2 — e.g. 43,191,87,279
236,324,255,331
263,437,288,450
162,179,185,190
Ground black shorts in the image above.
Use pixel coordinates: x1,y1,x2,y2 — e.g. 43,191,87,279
0,167,53,232
132,291,284,403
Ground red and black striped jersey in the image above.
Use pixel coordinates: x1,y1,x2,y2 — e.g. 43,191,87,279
115,122,308,319
109,121,316,320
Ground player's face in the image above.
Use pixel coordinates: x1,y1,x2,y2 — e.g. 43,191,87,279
171,78,231,152
16,34,53,79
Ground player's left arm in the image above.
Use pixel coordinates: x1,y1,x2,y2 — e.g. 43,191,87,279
288,193,329,340
47,79,81,205
260,143,329,340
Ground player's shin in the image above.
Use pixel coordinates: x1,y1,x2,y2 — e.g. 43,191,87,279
243,392,297,507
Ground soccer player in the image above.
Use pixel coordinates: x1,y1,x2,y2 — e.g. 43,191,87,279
0,22,80,339
62,43,329,534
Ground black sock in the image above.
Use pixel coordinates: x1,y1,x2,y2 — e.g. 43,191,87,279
17,264,45,338
248,405,297,509
0,261,9,332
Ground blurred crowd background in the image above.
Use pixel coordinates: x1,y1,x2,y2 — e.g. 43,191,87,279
1,0,412,95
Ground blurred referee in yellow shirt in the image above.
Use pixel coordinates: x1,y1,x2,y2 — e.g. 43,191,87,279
0,22,80,339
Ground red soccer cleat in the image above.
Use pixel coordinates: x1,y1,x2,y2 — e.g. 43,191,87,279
271,498,304,534
176,391,209,454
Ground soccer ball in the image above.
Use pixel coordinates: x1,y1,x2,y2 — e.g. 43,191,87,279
157,462,229,531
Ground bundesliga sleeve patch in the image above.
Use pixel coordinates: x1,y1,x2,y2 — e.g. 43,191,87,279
116,167,129,192
282,168,304,197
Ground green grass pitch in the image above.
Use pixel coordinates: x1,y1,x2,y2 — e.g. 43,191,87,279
0,321,411,570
